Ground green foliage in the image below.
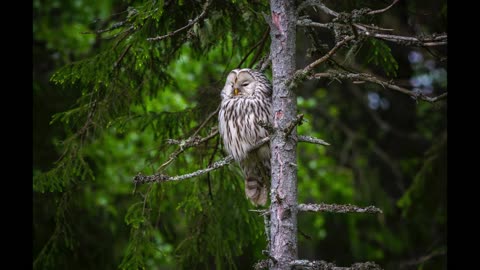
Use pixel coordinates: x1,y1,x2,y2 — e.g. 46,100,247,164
175,169,265,269
365,39,399,77
33,146,94,193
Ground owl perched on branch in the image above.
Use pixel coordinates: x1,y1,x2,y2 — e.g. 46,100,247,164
218,69,272,206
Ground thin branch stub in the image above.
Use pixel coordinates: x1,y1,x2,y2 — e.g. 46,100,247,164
298,203,383,214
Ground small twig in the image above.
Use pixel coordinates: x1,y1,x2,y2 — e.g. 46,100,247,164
298,203,383,214
298,229,312,240
427,92,447,102
191,105,220,138
147,0,211,41
82,21,127,35
158,129,218,171
158,107,219,171
284,114,304,137
312,71,447,103
368,0,400,15
297,19,330,29
237,28,269,69
206,135,220,200
356,23,393,32
249,209,270,216
249,29,270,69
114,43,133,68
400,248,446,268
291,260,382,270
259,54,271,73
298,135,330,146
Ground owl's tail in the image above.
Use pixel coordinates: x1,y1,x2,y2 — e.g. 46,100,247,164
241,156,270,206
245,176,268,206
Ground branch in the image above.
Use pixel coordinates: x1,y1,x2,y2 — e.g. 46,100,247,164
368,0,399,15
298,203,383,214
312,71,447,103
284,114,304,137
237,28,270,69
134,155,234,184
355,23,393,32
133,137,271,185
258,54,271,73
297,19,330,29
291,260,382,270
296,35,355,77
363,32,447,47
147,0,211,41
400,248,446,268
82,21,127,35
114,43,133,68
298,135,330,146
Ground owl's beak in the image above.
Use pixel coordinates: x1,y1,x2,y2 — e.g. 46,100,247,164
233,88,240,95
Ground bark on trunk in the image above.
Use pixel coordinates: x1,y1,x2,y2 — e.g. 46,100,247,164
268,1,298,269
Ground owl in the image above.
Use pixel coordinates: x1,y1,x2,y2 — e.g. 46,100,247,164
218,68,272,206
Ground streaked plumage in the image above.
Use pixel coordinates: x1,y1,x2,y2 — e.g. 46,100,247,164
218,68,272,206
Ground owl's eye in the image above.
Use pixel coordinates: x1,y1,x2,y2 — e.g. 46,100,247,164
241,82,249,87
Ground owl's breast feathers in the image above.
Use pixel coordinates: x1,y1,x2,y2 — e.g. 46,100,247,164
219,97,270,162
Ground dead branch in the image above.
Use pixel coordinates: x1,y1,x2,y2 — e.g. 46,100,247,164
296,35,355,78
290,260,382,270
298,203,383,214
312,71,447,103
298,135,330,146
284,114,304,137
368,0,399,15
133,136,271,184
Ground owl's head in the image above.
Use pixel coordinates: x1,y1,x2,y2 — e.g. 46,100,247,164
221,69,271,99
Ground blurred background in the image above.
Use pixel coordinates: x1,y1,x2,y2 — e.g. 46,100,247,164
33,0,446,269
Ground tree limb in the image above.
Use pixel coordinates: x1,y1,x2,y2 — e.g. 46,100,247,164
147,0,211,41
362,31,447,47
258,54,271,73
134,155,234,184
290,260,382,270
312,71,447,103
284,114,304,137
298,135,330,146
298,203,383,214
297,19,330,29
368,0,399,15
134,136,271,184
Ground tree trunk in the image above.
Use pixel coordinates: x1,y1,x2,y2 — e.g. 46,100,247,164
268,1,297,269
